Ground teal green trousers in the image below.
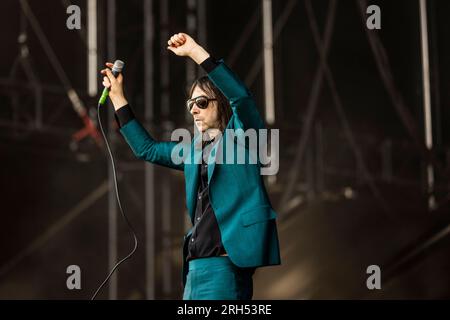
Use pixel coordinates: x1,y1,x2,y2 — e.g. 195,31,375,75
183,256,255,300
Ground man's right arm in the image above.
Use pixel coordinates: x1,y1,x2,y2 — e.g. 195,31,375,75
115,104,185,171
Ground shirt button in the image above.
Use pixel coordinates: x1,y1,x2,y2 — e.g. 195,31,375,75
191,238,194,242
198,195,202,199
197,217,200,221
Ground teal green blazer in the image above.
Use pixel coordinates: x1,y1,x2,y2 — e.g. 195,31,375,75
119,61,281,286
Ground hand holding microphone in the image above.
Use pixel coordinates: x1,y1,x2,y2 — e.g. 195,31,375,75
100,60,128,110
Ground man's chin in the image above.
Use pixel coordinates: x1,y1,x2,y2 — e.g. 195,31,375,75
196,124,207,132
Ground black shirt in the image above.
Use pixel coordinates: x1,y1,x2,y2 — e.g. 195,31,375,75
186,138,226,262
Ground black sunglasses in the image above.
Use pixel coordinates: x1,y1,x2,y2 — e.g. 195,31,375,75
186,96,217,111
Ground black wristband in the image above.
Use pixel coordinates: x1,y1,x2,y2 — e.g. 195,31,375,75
114,104,135,128
200,56,219,73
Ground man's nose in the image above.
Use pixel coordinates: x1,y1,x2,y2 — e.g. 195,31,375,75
190,104,200,115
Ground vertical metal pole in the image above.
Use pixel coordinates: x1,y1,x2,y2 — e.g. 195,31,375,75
197,0,207,69
107,0,118,300
419,0,436,211
160,0,172,297
262,0,275,125
186,0,197,124
429,0,442,149
160,0,170,120
144,0,156,299
185,0,197,237
87,0,98,97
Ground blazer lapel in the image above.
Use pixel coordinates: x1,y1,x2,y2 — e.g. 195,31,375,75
184,138,202,223
207,140,220,184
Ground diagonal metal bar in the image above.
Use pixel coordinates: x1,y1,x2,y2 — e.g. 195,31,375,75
356,0,443,175
304,0,393,218
279,0,337,213
226,3,261,68
384,223,450,280
357,0,423,149
354,218,450,299
19,0,72,91
0,180,109,278
19,0,101,146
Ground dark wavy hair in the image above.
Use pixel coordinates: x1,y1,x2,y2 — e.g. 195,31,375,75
189,76,232,132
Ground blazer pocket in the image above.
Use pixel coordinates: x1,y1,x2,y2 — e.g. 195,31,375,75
241,205,277,227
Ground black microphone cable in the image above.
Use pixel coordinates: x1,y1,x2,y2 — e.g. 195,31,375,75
91,61,139,300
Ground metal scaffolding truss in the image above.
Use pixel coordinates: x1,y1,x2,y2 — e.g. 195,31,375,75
277,0,449,219
1,0,103,151
1,0,450,299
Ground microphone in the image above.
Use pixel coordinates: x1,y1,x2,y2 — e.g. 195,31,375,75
98,59,125,106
